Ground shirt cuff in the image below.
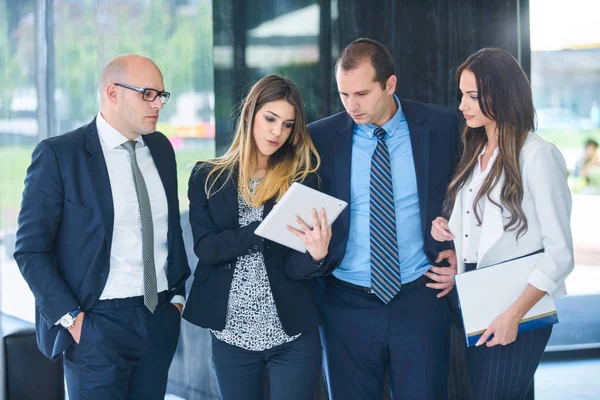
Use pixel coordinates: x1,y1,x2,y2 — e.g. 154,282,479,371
170,295,185,307
527,268,558,295
310,254,326,268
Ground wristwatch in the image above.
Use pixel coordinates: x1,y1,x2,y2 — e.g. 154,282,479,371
59,308,82,329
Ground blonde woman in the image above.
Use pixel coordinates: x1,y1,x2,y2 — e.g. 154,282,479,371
183,75,331,400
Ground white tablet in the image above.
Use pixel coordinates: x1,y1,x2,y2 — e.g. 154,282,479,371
254,182,348,253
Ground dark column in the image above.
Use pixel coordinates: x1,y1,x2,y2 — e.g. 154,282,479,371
318,0,333,117
337,0,530,108
213,0,244,157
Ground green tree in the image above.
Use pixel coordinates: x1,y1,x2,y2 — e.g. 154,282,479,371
0,0,26,117
53,0,213,128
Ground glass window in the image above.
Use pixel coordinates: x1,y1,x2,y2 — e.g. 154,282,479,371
530,0,600,351
0,0,38,322
53,0,215,208
0,0,214,323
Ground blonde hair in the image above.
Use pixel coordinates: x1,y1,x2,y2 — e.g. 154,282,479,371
203,75,320,207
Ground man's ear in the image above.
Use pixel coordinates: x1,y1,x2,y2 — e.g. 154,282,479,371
386,75,397,94
105,84,119,105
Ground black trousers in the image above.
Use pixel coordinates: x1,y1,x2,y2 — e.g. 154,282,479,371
211,330,322,400
63,294,181,400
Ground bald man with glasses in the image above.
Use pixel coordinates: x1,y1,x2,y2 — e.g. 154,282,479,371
14,54,190,400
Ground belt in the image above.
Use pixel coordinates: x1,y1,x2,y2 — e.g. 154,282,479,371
329,274,431,295
92,290,169,310
464,262,478,272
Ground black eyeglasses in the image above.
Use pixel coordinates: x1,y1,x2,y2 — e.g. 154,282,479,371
114,83,171,104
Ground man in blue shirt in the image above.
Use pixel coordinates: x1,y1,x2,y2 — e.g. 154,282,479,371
309,38,461,399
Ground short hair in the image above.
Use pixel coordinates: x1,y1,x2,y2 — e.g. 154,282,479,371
585,139,598,148
335,38,395,88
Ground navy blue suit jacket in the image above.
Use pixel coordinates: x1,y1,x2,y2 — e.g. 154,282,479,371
308,99,461,272
182,163,329,335
14,118,190,360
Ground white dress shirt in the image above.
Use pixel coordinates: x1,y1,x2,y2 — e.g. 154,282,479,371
461,146,500,263
96,112,184,305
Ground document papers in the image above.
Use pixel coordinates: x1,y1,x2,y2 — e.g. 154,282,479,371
454,252,558,347
254,182,347,253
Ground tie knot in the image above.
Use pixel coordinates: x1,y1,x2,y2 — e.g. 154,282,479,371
374,127,386,140
121,140,137,153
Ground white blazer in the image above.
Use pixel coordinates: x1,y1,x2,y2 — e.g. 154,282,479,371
448,132,574,299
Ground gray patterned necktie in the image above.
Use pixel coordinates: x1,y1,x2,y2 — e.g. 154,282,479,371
122,140,158,313
370,127,402,303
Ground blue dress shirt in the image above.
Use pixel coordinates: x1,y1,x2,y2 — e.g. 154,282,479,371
333,95,431,286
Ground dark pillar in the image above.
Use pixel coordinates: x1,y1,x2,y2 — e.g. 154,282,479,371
213,0,245,156
318,0,333,117
337,0,530,107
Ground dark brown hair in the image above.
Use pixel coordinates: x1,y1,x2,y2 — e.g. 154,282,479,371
335,38,395,89
444,48,535,238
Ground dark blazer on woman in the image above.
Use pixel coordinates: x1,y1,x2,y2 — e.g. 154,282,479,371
182,162,331,335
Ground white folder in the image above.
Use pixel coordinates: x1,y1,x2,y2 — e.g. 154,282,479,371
454,252,558,347
254,182,347,253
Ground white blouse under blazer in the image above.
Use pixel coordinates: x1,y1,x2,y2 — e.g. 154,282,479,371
448,132,574,299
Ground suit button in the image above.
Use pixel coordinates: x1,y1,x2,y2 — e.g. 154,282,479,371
225,263,232,271
252,244,259,251
247,249,253,254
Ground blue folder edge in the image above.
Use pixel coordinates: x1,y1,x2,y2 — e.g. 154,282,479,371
464,311,559,347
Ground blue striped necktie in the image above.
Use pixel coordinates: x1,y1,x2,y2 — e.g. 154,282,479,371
370,127,401,303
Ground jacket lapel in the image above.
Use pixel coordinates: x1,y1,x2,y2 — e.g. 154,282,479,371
84,118,114,253
144,135,172,204
448,193,464,272
144,134,176,250
403,100,431,236
334,114,354,235
263,197,275,221
221,173,274,226
223,171,241,226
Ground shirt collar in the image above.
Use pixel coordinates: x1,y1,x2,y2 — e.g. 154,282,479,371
477,145,500,172
364,94,405,139
478,145,500,157
96,112,145,150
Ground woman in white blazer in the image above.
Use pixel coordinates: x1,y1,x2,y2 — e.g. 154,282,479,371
431,48,574,400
